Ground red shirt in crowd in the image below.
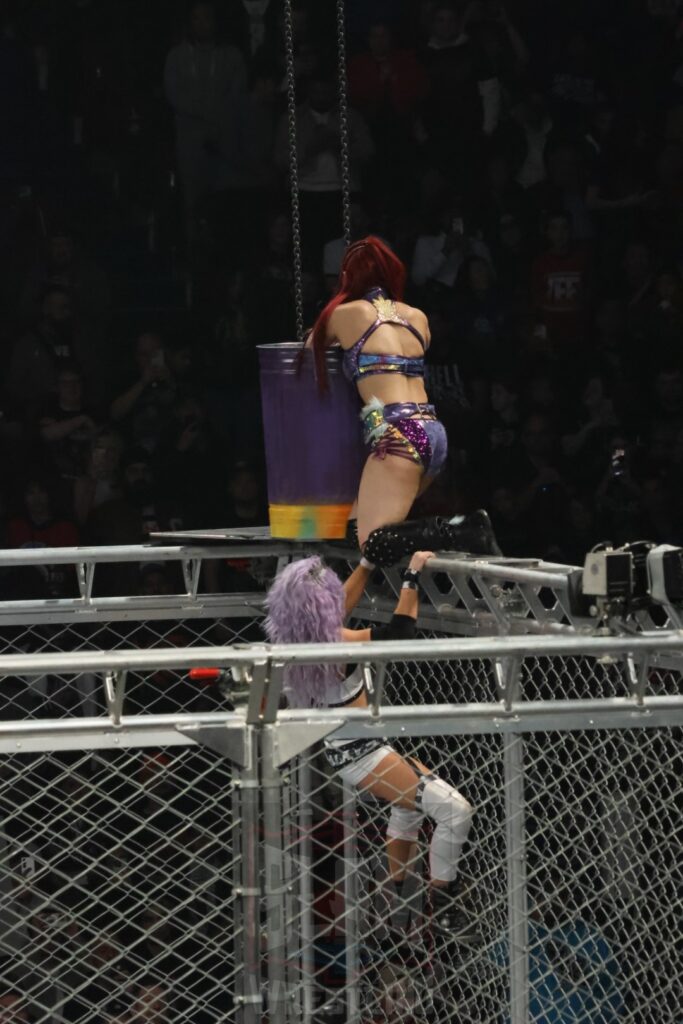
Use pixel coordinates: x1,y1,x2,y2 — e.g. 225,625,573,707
6,518,79,548
348,50,428,119
531,247,589,345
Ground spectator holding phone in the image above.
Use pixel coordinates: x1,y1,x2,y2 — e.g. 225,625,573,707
595,434,645,545
110,333,176,455
562,374,621,488
156,393,227,526
411,198,492,294
73,428,123,527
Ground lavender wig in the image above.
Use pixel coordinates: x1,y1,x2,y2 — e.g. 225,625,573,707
264,556,345,707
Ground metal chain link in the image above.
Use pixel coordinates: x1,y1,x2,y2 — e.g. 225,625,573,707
336,0,352,247
283,0,305,343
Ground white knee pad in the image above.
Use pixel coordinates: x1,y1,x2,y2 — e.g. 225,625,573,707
417,776,474,883
418,776,474,830
387,805,424,841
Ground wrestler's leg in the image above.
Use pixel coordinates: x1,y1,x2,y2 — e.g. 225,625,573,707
356,750,424,880
355,750,479,946
357,749,473,887
356,453,423,549
416,473,435,499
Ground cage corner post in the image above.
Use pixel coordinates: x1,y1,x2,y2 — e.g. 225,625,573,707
498,656,530,1024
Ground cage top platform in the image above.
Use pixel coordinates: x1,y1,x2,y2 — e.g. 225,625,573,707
149,526,274,544
148,527,545,571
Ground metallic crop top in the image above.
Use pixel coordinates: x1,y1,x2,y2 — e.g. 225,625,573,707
342,287,427,383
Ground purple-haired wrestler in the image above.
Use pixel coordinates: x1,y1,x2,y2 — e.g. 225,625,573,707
264,551,478,945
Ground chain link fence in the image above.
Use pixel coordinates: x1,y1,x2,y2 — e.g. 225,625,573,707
0,542,277,722
1,543,682,1023
0,616,261,721
275,727,509,1023
0,741,247,1024
0,647,681,1024
268,664,682,1024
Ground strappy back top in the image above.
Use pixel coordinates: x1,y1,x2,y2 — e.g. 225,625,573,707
342,287,427,383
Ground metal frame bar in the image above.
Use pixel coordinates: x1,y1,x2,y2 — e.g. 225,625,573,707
0,542,303,565
234,726,261,1024
281,763,297,1021
1,695,681,756
231,780,246,1024
262,724,287,1024
0,591,266,625
342,778,361,1024
500,658,529,1024
296,760,315,1024
2,630,683,678
3,537,681,634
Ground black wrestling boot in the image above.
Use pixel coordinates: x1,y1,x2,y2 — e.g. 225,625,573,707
364,509,502,567
380,879,428,963
345,518,359,547
383,878,412,960
435,510,502,557
378,880,435,1022
430,885,482,948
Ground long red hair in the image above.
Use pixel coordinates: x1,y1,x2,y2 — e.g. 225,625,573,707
309,236,407,393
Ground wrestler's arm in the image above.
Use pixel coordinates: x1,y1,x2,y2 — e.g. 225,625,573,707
303,307,342,349
342,552,431,641
343,563,372,617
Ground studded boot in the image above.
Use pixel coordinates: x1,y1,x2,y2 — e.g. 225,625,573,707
364,510,502,568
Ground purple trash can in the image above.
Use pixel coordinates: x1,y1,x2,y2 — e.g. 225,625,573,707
258,343,365,538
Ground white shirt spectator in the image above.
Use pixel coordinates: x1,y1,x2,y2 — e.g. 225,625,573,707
275,102,374,194
242,0,271,54
411,233,492,289
516,116,553,189
164,40,247,205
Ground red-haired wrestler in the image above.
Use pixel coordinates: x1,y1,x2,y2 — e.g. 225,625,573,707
309,236,499,559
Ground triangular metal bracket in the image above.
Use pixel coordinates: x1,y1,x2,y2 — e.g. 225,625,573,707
270,719,345,767
176,721,251,768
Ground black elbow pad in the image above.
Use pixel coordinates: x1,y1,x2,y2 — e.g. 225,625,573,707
371,614,416,642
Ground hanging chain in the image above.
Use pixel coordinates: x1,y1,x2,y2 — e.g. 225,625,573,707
336,0,352,247
283,0,305,343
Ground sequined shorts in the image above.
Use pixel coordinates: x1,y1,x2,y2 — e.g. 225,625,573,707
361,398,448,477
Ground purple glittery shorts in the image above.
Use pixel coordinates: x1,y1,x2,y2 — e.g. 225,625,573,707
361,399,448,477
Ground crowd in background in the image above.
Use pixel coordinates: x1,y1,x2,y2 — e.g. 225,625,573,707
1,0,683,589
1,2,682,1019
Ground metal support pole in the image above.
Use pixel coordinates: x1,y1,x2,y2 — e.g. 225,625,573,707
502,659,529,1024
231,781,243,1024
281,764,298,1017
237,729,261,1024
342,778,361,1023
297,760,315,1023
262,725,287,1024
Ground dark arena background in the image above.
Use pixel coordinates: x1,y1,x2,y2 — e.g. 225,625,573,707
0,2,682,1023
